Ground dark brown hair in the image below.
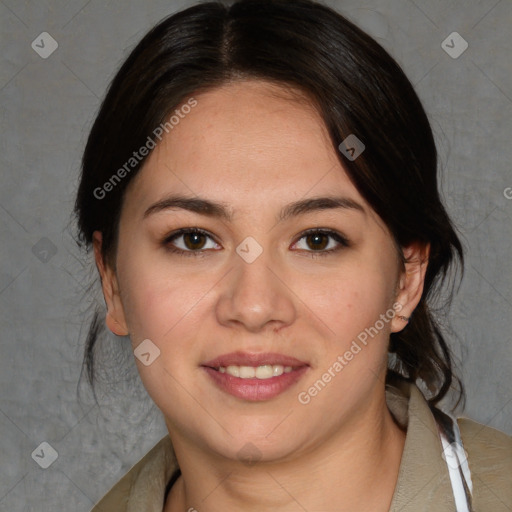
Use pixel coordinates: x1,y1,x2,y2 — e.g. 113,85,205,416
75,0,464,410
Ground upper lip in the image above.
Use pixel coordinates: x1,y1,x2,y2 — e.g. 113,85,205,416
202,351,308,368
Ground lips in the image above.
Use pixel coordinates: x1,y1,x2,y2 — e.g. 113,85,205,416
202,351,307,369
201,352,309,401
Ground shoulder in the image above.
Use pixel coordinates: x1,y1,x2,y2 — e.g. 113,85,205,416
458,417,512,465
458,417,512,510
90,435,175,512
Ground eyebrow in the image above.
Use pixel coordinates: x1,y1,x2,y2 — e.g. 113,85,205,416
143,194,366,222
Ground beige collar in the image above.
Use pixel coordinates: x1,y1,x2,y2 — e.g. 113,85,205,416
387,382,456,511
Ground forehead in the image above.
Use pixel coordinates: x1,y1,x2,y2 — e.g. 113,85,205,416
124,79,369,219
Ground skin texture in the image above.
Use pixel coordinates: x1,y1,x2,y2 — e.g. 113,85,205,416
93,80,430,511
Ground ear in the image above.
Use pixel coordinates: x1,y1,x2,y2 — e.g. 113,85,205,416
390,241,430,333
93,231,129,336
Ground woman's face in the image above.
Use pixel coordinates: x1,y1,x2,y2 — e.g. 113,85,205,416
97,80,420,463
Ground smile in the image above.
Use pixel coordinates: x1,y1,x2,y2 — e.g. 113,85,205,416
218,364,293,379
202,352,309,401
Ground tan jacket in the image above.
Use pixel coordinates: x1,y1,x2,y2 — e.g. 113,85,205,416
90,382,512,511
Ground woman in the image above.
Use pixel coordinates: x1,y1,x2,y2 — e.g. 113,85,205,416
75,0,512,510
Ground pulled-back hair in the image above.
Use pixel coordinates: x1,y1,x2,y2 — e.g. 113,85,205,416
75,0,464,410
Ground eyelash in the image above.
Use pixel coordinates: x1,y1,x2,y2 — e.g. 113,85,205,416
162,227,350,258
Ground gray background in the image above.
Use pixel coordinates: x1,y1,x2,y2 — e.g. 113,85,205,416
1,0,511,510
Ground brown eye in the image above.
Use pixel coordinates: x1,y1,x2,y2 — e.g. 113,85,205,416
183,232,207,250
292,229,350,257
305,233,329,251
163,228,220,256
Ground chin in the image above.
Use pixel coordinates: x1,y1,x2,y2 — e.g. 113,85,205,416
203,425,310,465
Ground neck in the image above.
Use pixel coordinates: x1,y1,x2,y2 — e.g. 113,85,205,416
165,393,406,512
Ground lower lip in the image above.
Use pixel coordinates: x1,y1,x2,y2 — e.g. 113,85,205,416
202,366,309,401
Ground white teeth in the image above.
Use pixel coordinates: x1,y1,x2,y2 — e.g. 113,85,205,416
256,365,274,379
219,364,292,379
226,365,239,377
239,366,256,378
272,365,284,377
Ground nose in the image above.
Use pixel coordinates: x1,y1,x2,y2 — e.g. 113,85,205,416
215,247,297,334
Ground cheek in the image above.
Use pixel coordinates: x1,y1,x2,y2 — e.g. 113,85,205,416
115,252,212,413
293,262,396,425
298,257,394,342
116,248,210,348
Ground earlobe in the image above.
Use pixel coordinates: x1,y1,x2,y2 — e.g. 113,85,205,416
92,231,129,336
106,310,129,337
391,241,430,333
